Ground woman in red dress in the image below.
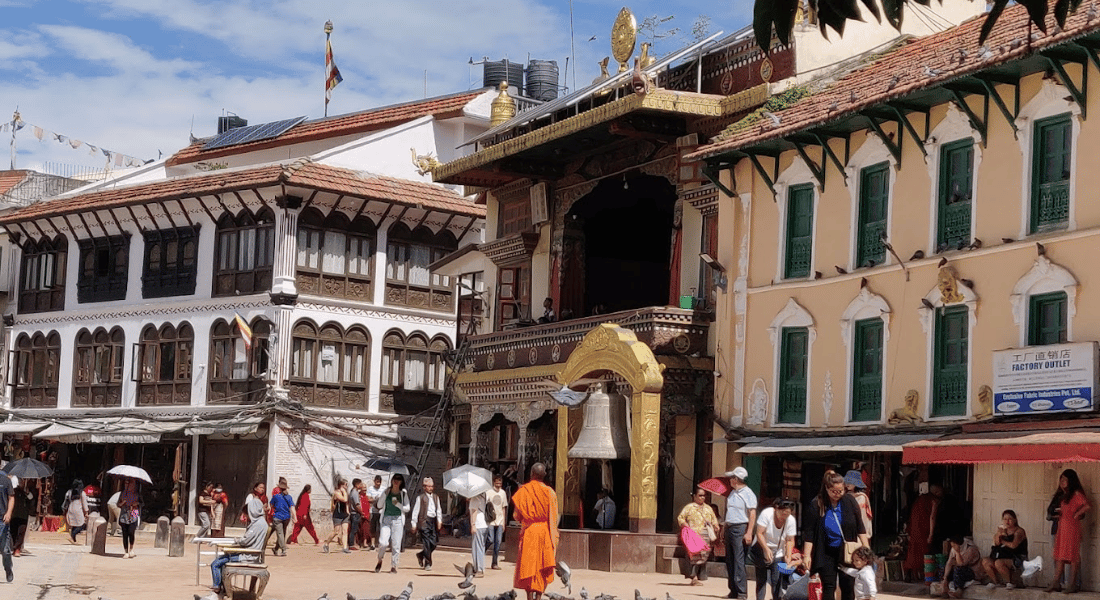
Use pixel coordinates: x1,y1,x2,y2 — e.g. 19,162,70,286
1047,469,1092,593
288,484,319,544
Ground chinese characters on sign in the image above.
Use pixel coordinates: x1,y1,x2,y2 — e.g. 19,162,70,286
992,342,1098,415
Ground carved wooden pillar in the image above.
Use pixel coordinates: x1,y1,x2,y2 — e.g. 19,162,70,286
271,195,302,302
554,405,584,528
628,390,660,533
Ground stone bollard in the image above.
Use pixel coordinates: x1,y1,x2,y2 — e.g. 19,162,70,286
154,516,170,549
90,517,108,555
168,517,185,557
86,511,100,546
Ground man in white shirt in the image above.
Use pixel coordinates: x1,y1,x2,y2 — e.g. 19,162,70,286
593,489,616,530
411,477,443,570
724,466,758,600
485,475,509,569
365,475,383,550
753,498,798,600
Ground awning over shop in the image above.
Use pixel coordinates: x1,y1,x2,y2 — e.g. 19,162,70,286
0,421,49,434
184,417,264,436
736,433,933,454
33,419,182,444
903,430,1100,464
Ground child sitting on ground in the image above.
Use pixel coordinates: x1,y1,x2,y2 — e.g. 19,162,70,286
840,546,877,600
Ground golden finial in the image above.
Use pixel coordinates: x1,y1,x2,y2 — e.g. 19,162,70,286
490,81,516,127
324,20,333,35
611,8,637,73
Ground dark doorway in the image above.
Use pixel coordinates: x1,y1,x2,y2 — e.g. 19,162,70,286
201,438,267,518
562,174,676,317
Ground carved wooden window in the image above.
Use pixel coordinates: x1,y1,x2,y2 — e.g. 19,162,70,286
209,318,271,403
295,208,375,301
498,197,532,237
777,327,808,424
937,139,973,250
497,265,531,327
856,162,889,268
77,234,129,303
384,223,456,311
1028,291,1068,346
784,185,814,279
12,331,60,408
73,327,124,408
932,306,968,417
851,318,883,422
1031,114,1072,233
137,322,193,406
380,331,449,393
458,271,485,343
143,226,199,298
289,320,370,409
213,208,274,297
19,236,66,313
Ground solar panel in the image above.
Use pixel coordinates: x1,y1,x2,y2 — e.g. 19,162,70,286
202,116,308,150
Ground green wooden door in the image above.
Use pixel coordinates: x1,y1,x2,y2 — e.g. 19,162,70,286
785,185,814,279
857,163,889,267
852,318,883,422
777,327,808,423
932,306,968,417
1031,114,1071,232
938,139,973,249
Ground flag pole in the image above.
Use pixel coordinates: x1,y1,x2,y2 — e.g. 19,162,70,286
324,21,333,117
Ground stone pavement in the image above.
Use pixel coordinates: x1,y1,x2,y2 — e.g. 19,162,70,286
0,529,1057,600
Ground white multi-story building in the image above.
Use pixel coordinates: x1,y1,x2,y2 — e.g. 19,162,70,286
0,89,492,521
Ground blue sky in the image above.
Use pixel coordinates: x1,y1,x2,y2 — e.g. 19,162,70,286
0,0,753,173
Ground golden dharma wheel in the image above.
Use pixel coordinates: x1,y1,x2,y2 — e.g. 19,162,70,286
611,7,637,66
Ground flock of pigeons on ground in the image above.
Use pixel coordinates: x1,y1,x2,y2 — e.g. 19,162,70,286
185,559,682,600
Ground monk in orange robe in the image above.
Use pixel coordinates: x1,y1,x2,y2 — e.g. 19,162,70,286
513,462,559,600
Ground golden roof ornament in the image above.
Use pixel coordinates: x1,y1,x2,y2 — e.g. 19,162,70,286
611,7,637,73
490,81,516,127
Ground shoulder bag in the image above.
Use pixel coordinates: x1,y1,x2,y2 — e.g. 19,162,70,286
831,504,861,564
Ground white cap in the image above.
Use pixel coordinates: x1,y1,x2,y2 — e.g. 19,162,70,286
725,466,749,481
422,477,434,486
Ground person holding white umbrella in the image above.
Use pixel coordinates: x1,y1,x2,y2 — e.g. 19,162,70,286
117,478,142,558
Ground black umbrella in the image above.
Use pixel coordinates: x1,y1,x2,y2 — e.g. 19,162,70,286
363,457,414,476
3,458,53,479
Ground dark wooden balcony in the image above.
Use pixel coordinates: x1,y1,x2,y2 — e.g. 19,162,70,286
466,306,710,372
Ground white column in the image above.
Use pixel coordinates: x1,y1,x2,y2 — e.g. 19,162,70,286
271,196,302,299
190,317,212,406
189,434,200,526
372,221,390,307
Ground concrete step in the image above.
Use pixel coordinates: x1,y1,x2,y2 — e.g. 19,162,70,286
964,583,1100,600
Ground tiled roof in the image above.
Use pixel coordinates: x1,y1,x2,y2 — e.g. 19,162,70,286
0,160,484,225
690,2,1100,160
0,171,29,196
166,90,485,167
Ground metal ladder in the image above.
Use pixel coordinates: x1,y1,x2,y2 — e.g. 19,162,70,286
408,314,478,492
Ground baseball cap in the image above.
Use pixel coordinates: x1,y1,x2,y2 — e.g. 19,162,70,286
844,470,866,489
725,466,749,480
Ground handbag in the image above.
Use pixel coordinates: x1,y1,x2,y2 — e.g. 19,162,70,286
831,506,862,564
704,523,717,542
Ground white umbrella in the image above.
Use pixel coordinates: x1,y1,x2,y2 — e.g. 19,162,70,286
443,464,494,498
107,464,152,484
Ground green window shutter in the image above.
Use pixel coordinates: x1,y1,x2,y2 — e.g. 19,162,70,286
932,305,969,417
784,185,814,279
851,318,883,422
937,139,974,249
857,163,890,267
1028,291,1068,345
777,327,809,423
1031,114,1072,233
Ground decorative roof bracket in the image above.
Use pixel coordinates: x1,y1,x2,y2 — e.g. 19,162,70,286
702,159,738,199
885,103,929,161
1041,50,1088,120
812,132,850,184
789,139,827,190
860,110,903,165
1075,40,1100,76
745,151,779,202
972,73,1020,139
943,85,989,147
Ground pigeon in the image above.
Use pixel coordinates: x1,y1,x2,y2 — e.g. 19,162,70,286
318,595,329,600
666,593,677,600
1001,237,1015,244
886,74,901,90
814,271,823,279
635,590,656,600
459,587,478,600
909,250,925,261
483,591,518,600
937,257,949,268
835,265,847,275
545,594,574,600
936,242,949,254
427,594,457,600
580,588,589,600
397,582,414,600
556,561,573,594
593,594,617,600
456,563,476,589
1036,241,1046,256
968,238,983,250
541,378,602,407
761,111,782,127
195,594,218,600
921,298,935,310
960,279,974,289
923,65,942,77
860,277,868,289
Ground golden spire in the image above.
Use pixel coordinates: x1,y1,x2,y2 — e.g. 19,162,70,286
490,81,516,127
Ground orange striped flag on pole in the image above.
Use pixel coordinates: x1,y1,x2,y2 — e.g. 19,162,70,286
234,312,253,351
324,20,343,117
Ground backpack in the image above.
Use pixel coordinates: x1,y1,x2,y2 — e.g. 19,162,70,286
484,496,496,523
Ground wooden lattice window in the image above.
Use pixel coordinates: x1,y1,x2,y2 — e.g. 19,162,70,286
384,223,456,311
143,226,199,298
851,318,883,422
856,163,889,268
937,139,973,250
1031,114,1072,233
288,320,370,409
777,327,808,424
18,235,66,313
1028,292,1068,346
209,318,271,403
77,234,129,303
137,322,194,405
296,208,375,301
213,208,274,296
12,331,60,408
784,184,814,279
73,327,124,408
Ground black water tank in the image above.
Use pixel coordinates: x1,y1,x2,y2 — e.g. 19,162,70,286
483,60,524,93
217,116,248,134
525,59,559,101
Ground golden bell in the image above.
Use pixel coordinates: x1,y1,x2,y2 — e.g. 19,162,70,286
567,383,631,460
490,81,516,127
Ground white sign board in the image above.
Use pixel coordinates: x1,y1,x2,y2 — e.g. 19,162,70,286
992,342,1098,415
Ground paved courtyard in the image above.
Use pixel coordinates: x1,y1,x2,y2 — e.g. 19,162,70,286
0,529,949,600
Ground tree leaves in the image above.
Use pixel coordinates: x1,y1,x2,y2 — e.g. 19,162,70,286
751,0,1085,51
